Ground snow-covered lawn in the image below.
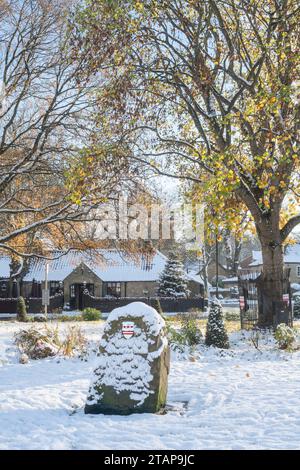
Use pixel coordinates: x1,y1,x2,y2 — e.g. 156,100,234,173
1,320,300,450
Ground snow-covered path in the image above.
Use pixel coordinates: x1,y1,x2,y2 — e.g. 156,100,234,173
1,322,300,450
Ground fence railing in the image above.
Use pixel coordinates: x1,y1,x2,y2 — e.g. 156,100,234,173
0,298,18,314
82,293,204,313
0,293,204,315
0,294,64,314
238,269,293,329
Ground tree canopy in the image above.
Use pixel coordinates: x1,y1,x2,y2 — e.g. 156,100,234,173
72,0,300,325
0,0,140,269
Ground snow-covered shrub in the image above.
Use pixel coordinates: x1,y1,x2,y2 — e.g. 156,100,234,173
14,324,87,359
82,308,101,321
33,314,47,322
205,300,229,349
167,313,202,349
16,296,27,322
274,323,297,351
157,252,189,298
14,326,59,359
293,296,300,319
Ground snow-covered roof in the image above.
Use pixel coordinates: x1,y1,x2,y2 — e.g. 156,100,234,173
0,257,10,278
249,245,300,267
222,277,238,283
20,250,168,283
186,270,204,285
248,250,263,267
0,249,205,284
284,244,300,263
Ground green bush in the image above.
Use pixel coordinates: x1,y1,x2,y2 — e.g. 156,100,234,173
205,300,229,349
52,314,83,322
82,308,102,321
167,313,202,349
16,296,27,322
274,323,297,351
225,310,240,321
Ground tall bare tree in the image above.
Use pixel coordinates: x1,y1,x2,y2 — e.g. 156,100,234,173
0,0,135,273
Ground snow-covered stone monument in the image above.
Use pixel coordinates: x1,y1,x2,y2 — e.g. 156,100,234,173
84,302,170,415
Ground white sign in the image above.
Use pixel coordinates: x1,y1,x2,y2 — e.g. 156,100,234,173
42,289,50,306
122,321,135,339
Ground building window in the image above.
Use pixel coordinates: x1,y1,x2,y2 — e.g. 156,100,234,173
297,266,300,277
50,281,61,296
107,282,121,298
70,284,75,298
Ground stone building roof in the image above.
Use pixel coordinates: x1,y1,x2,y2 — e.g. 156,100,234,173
21,250,167,283
0,249,204,284
249,245,300,267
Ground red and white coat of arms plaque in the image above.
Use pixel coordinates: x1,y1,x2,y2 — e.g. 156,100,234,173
122,321,135,339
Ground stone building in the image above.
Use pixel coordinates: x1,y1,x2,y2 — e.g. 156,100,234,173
0,250,204,309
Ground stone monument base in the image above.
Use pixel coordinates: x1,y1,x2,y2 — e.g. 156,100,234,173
85,302,170,415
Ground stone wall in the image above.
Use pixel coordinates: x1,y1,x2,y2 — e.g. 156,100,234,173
125,281,158,297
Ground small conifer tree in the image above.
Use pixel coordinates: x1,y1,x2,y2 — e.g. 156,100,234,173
293,295,300,319
16,296,27,322
157,252,189,298
205,300,229,349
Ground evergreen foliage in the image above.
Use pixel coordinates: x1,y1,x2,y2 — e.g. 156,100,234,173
157,253,189,298
293,296,300,319
82,308,102,321
274,323,296,351
16,296,27,322
205,300,229,349
167,313,202,350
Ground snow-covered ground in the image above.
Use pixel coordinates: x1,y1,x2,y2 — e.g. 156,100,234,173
1,320,300,450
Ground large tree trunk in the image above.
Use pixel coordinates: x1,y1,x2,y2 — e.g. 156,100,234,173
239,189,290,327
258,242,286,327
255,209,290,327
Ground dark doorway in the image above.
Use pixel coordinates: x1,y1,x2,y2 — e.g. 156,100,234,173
69,283,94,310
